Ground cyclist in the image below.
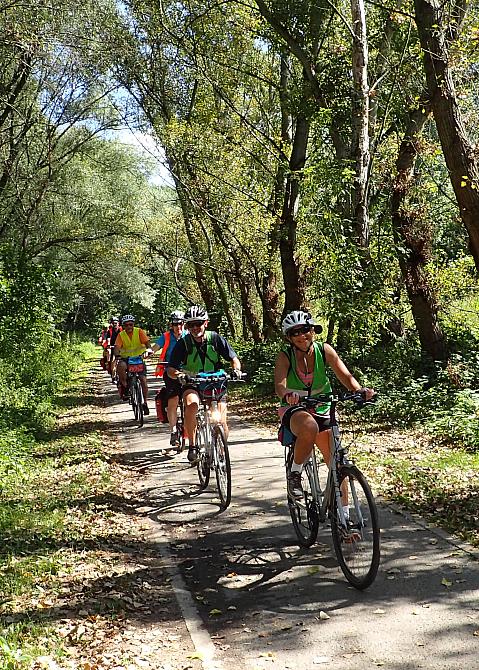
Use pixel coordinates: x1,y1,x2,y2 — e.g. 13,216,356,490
107,317,122,382
274,310,375,502
151,310,187,445
114,314,152,415
98,323,110,370
167,305,242,463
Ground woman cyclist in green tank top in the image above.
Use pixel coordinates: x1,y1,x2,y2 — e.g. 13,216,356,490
274,310,375,501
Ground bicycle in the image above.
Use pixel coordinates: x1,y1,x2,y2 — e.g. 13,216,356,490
125,355,147,427
282,391,380,590
183,371,246,510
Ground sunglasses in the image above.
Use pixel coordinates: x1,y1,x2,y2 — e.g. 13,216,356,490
288,325,312,337
187,320,205,328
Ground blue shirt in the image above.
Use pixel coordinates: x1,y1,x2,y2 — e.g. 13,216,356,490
154,329,186,362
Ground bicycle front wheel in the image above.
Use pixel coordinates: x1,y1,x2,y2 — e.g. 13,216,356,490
330,465,380,590
132,378,144,427
196,421,210,488
213,427,231,510
286,450,319,548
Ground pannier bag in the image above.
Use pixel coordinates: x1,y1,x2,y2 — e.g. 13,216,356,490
155,389,169,423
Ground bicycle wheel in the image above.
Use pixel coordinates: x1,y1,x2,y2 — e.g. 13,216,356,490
136,380,144,427
129,379,138,418
132,378,144,427
196,421,210,488
286,449,319,548
330,465,380,590
213,427,231,510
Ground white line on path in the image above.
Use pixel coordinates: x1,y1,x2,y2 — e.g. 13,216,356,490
146,523,226,670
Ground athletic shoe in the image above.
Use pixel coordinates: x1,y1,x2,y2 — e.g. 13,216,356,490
187,446,198,463
287,471,303,499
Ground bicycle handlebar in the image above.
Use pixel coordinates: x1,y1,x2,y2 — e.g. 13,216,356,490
298,390,377,408
180,372,247,385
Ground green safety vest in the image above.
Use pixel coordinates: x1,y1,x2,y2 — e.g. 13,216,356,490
282,341,332,414
183,331,219,374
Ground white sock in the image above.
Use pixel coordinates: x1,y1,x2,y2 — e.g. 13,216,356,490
291,461,302,474
342,505,350,520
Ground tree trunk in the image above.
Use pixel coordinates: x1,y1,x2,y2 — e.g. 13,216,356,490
350,0,370,249
280,103,309,313
414,0,479,271
391,101,447,360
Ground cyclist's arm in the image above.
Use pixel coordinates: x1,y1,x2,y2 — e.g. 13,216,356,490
212,334,242,376
167,339,187,379
138,329,151,349
324,343,374,397
151,333,165,354
274,351,298,404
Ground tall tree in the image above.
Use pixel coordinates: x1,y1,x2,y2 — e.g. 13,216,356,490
414,0,479,271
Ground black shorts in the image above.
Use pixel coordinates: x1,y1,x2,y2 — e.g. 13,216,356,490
281,406,331,433
163,370,182,399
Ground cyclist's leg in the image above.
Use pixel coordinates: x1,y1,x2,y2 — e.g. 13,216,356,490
164,374,181,432
287,410,318,498
167,395,179,429
111,353,118,380
289,410,318,464
117,359,127,390
218,398,228,440
183,388,200,446
140,373,148,400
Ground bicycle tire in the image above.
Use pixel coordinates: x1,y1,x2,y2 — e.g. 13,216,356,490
131,378,144,427
286,449,319,548
330,464,380,590
213,427,231,510
196,421,210,488
130,379,138,419
136,379,144,427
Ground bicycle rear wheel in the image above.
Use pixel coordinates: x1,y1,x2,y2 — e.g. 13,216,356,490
330,465,380,590
213,427,231,510
196,421,210,488
286,450,319,548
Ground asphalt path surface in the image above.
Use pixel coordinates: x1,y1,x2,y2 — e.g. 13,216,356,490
104,370,479,670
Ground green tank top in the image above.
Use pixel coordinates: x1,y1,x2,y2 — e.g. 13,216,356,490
282,341,332,414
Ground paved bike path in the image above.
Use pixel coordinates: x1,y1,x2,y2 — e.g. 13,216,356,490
104,373,479,670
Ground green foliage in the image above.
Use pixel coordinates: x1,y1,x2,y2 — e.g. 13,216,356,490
231,338,281,389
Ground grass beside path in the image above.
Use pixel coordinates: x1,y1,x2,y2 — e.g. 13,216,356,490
0,353,197,670
228,386,479,549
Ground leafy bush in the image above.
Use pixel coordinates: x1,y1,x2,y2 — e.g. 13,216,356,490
231,338,281,390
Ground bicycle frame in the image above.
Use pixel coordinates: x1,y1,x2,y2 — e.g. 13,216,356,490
286,393,365,529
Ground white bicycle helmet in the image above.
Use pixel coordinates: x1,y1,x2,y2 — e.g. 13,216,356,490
281,310,316,335
122,314,135,324
169,309,185,324
184,305,208,323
